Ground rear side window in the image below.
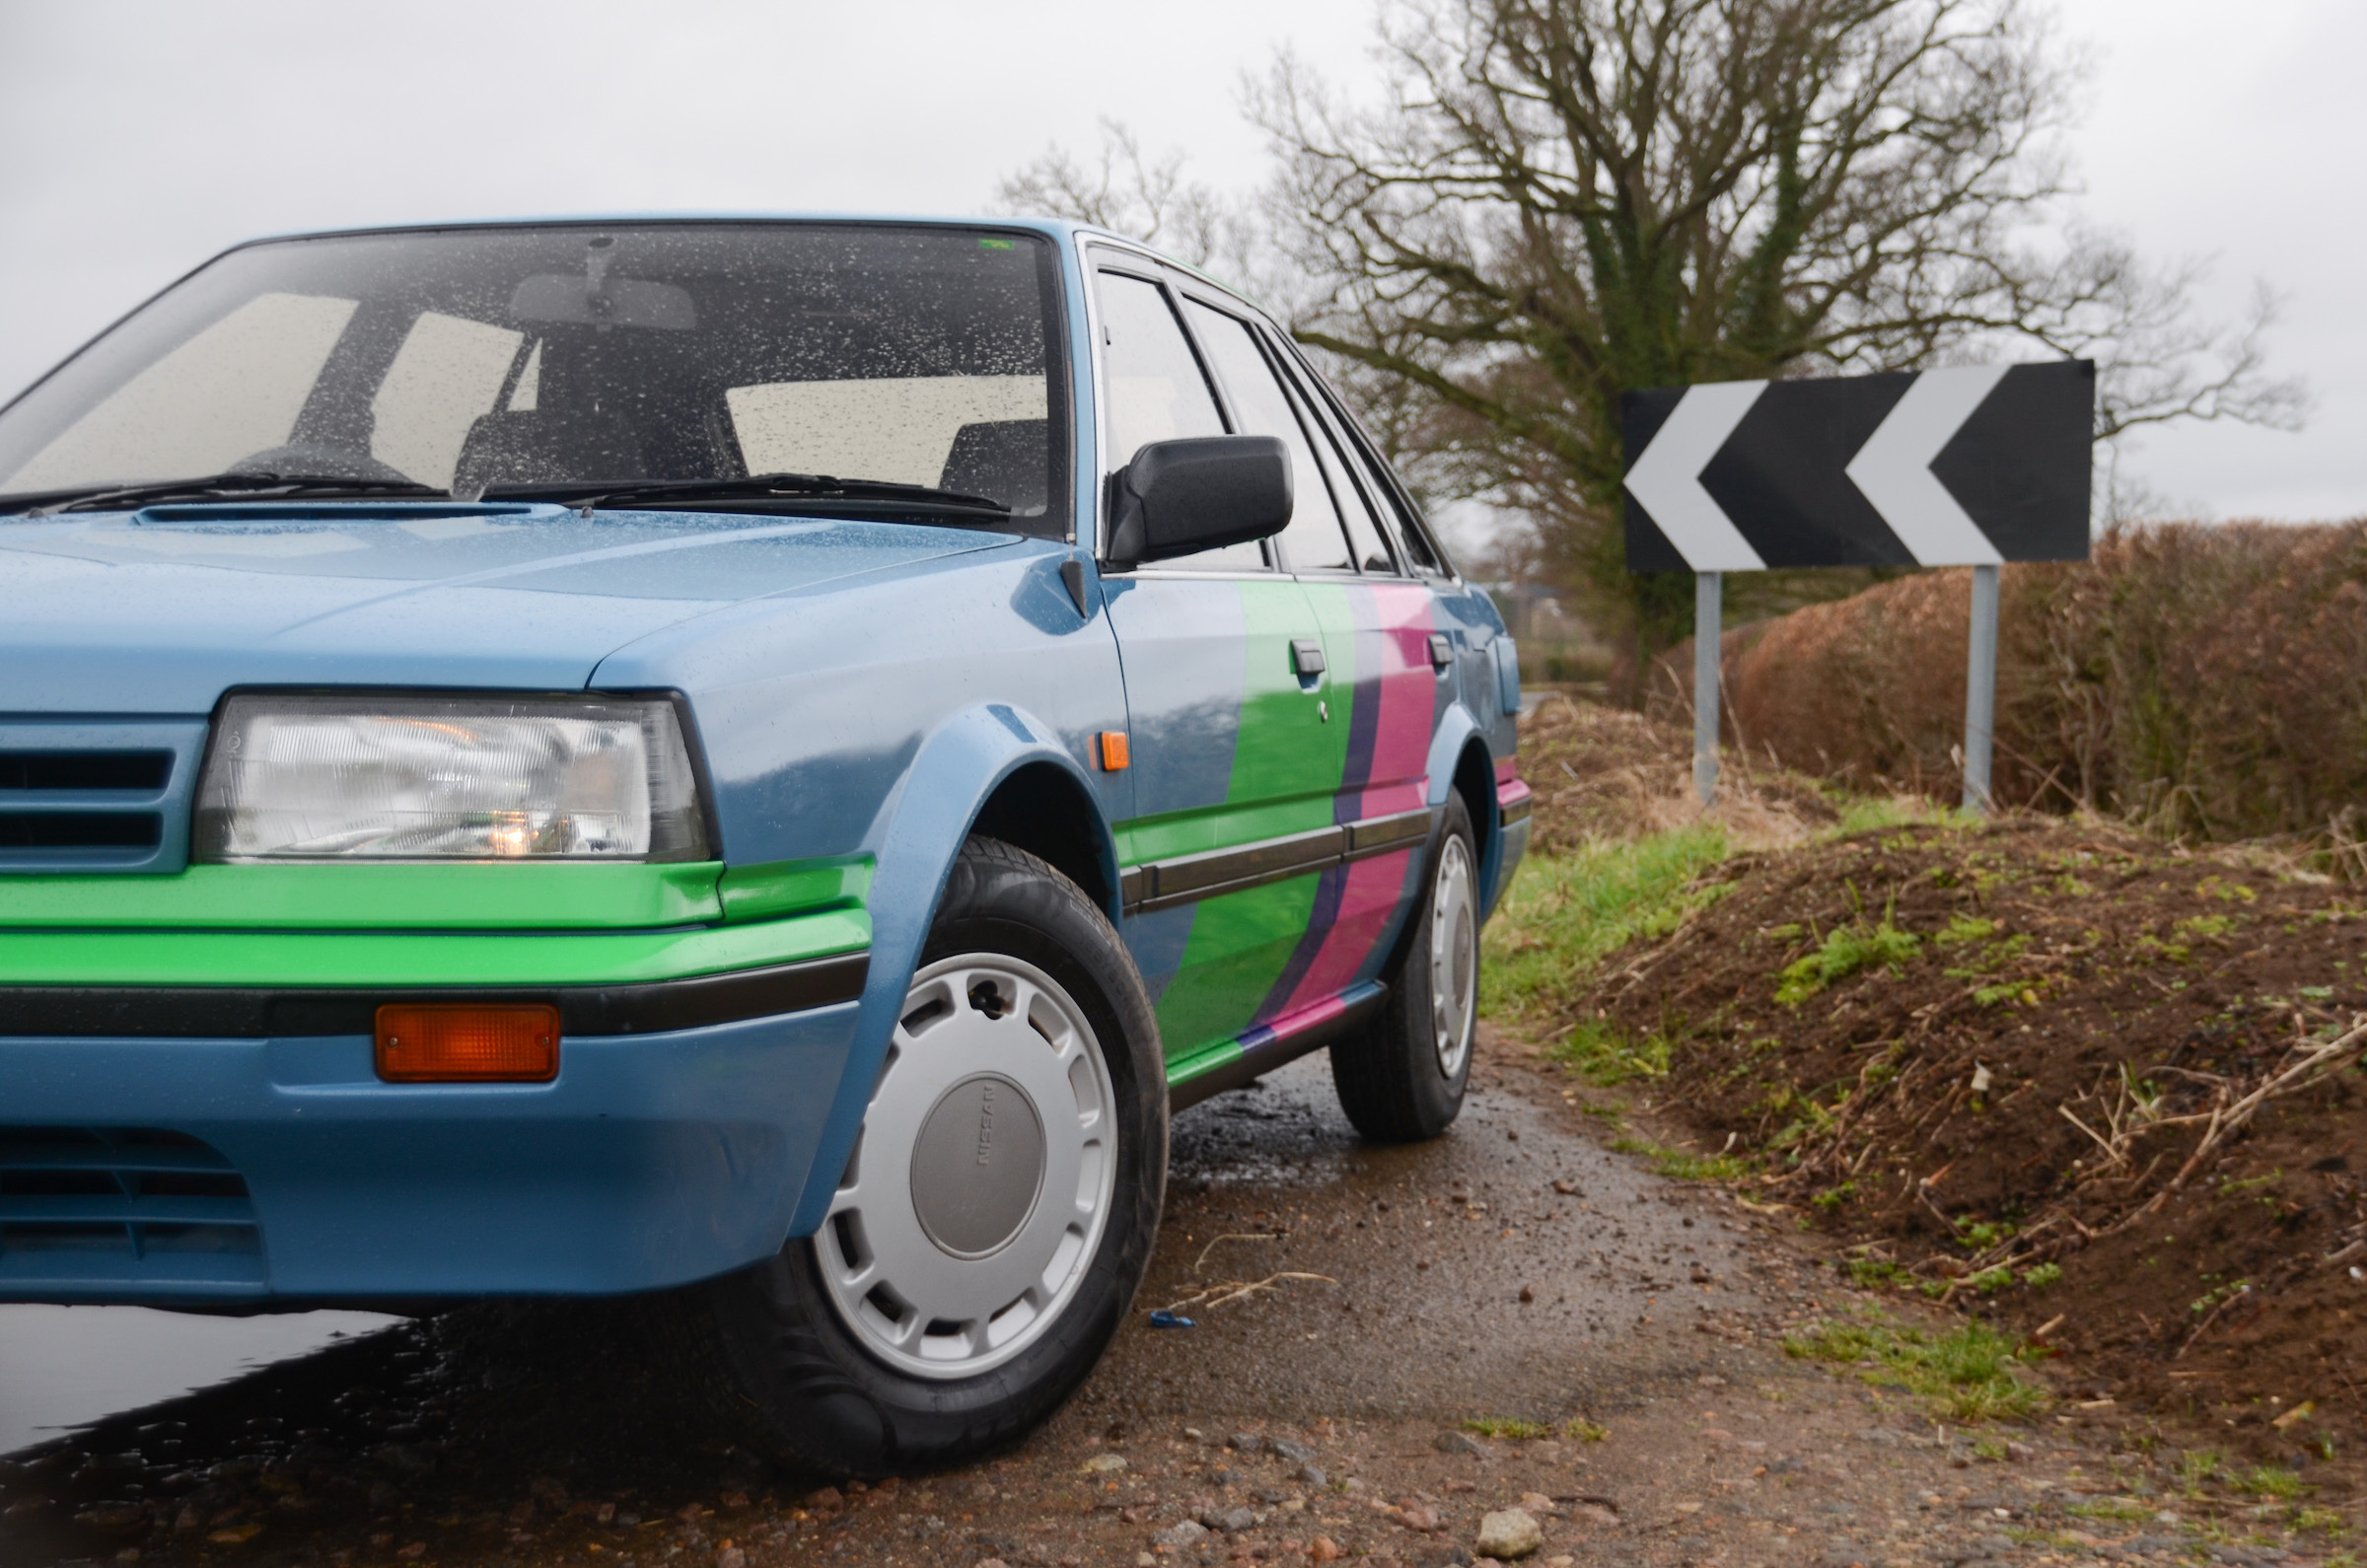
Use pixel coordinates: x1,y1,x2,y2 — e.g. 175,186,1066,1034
1264,331,1398,575
1182,299,1355,574
1279,341,1448,575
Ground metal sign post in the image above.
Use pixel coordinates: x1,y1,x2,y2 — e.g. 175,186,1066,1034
1694,572,1721,805
1621,362,2092,813
1962,563,2000,812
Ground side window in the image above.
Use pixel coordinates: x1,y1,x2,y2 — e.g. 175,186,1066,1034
1263,331,1398,575
1095,271,1225,463
1181,298,1356,575
1094,269,1264,571
1282,341,1448,576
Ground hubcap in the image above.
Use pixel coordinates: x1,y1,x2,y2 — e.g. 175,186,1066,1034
816,955,1116,1380
1429,834,1477,1078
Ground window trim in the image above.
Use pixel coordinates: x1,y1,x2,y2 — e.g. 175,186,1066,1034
1085,249,1275,577
1265,328,1460,582
1170,283,1365,580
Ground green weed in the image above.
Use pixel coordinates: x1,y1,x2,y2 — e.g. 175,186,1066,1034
1564,1419,1609,1442
1461,1417,1552,1441
2065,1498,2154,1522
1955,1218,2017,1249
2022,1262,2063,1290
2229,1465,2306,1499
1775,913,1923,1005
1846,1258,1912,1288
1609,1136,1750,1180
1549,1019,1671,1086
1783,1314,2047,1422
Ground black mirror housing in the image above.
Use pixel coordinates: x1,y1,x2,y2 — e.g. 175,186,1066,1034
1104,436,1291,568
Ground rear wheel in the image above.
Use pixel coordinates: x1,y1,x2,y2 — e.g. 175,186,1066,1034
660,838,1166,1477
1330,793,1479,1142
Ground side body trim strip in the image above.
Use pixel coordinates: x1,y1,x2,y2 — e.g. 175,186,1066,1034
0,951,870,1038
1121,806,1435,917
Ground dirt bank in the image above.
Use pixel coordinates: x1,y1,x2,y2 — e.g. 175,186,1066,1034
1587,815,2367,1486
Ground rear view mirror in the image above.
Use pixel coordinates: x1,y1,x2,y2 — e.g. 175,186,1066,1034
1105,436,1291,568
510,273,697,330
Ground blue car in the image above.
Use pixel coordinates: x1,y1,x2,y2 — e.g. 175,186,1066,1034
0,217,1529,1472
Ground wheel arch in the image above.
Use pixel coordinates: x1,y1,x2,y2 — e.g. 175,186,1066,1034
783,703,1119,1240
1422,703,1512,915
968,759,1118,915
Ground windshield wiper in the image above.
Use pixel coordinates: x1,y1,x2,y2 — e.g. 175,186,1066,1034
3,472,450,517
482,472,1012,519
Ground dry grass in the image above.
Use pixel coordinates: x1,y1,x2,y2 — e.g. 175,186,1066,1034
1516,691,1856,855
1641,520,2367,865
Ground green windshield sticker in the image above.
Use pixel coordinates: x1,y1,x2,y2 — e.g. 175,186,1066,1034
978,238,1016,250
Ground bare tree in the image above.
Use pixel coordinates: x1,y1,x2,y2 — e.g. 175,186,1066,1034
993,118,1260,285
1248,0,2306,657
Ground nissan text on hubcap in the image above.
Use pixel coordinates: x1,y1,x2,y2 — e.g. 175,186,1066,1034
1430,834,1477,1077
817,955,1116,1378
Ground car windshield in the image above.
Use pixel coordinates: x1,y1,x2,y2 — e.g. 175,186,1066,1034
0,222,1069,535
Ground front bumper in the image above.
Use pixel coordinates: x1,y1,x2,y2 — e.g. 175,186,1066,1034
0,998,861,1305
0,858,878,1305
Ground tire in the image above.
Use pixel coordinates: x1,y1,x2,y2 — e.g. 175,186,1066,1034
660,837,1167,1477
1329,793,1479,1143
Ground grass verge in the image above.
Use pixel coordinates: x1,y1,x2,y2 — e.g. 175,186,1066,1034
1481,824,1735,1028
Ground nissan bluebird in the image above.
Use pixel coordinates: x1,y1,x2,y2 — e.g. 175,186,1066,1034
0,217,1530,1473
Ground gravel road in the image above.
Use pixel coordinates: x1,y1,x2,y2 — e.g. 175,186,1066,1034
0,1030,2337,1566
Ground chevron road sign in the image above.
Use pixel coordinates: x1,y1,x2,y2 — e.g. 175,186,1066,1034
1617,361,2096,812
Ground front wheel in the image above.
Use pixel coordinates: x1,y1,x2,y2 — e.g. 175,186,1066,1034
1329,793,1479,1142
659,838,1167,1477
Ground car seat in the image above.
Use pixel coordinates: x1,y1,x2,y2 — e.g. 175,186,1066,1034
938,419,1047,515
454,410,648,494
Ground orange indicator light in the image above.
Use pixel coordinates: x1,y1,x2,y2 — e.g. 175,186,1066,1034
375,1003,559,1083
1097,731,1130,770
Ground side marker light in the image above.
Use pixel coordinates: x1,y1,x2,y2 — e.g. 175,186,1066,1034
1097,731,1130,771
376,1003,560,1083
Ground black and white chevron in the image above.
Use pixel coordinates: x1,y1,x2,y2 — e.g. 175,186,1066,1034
1620,361,2094,573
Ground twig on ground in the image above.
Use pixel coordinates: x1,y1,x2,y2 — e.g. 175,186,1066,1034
1192,1233,1283,1272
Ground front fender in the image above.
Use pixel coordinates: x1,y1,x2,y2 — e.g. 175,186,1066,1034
782,702,1112,1238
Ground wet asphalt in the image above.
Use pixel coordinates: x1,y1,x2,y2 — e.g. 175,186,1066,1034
3,1033,2183,1568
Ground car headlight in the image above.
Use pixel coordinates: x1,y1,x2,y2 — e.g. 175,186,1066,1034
195,694,709,862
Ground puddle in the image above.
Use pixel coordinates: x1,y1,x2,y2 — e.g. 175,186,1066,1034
0,1304,400,1454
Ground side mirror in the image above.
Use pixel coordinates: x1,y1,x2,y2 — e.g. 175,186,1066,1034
1104,436,1292,568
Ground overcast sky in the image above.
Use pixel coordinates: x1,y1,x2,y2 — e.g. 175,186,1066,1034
0,0,2356,524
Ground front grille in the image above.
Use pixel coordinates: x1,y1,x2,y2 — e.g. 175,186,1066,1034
0,811,164,849
0,719,207,873
0,1127,265,1292
0,751,174,791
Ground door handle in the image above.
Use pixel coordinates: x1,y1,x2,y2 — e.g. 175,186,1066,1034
1290,638,1327,677
1427,633,1454,670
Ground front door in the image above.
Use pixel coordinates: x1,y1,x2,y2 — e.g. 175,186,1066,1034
1089,258,1344,1089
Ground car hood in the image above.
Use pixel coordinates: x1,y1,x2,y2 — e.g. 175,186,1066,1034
0,503,1012,713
